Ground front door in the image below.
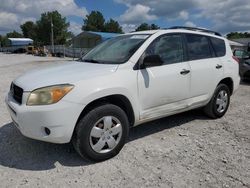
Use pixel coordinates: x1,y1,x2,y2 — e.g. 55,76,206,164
137,34,191,120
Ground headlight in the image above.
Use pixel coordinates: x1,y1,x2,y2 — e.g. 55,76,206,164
27,84,74,106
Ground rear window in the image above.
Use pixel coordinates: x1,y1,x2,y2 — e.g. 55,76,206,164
186,34,213,60
210,37,226,57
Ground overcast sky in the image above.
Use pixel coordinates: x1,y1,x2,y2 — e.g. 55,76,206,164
0,0,249,35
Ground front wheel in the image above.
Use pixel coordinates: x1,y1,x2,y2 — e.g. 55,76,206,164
204,84,231,119
73,104,129,162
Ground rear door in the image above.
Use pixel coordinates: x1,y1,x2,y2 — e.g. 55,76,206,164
185,34,224,104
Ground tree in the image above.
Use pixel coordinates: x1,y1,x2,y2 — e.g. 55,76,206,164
20,21,37,39
0,32,21,47
104,19,123,33
227,32,250,39
82,11,105,32
135,23,150,31
0,35,9,47
135,23,160,31
36,11,70,45
6,30,23,38
150,24,160,30
0,35,3,47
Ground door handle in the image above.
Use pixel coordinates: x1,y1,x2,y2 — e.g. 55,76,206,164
216,64,223,69
180,69,190,75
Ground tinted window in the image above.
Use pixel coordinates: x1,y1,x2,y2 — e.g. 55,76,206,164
186,34,212,60
145,34,184,65
210,37,226,57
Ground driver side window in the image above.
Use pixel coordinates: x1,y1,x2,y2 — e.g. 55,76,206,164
145,34,184,65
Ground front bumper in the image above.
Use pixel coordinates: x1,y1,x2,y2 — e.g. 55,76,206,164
5,92,84,144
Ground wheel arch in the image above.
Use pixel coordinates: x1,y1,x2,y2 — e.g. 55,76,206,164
75,94,135,130
218,77,234,95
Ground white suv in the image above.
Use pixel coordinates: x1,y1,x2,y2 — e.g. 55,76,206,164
5,27,240,161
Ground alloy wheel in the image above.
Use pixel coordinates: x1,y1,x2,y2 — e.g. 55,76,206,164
216,90,228,113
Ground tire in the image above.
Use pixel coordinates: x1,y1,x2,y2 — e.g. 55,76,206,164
72,104,129,162
204,84,230,119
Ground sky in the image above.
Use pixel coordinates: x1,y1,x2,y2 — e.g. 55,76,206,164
0,0,250,35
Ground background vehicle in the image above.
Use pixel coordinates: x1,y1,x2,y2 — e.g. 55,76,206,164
233,49,250,80
6,27,240,161
26,46,35,54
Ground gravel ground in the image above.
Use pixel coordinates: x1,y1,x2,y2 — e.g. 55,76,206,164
0,53,249,188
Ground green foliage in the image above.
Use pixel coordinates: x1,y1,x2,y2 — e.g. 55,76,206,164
104,19,123,33
150,24,160,30
135,23,160,31
0,32,18,47
0,35,3,47
82,11,105,32
0,35,2,46
1,38,9,47
1,37,9,47
0,35,6,47
1,11,71,46
20,21,37,39
36,11,70,45
82,11,123,33
6,30,23,38
0,30,23,47
227,32,250,39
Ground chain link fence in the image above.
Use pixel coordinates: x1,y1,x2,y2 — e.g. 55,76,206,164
45,45,91,58
0,45,92,58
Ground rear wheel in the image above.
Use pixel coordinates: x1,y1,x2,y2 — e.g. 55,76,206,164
204,84,230,119
73,104,129,161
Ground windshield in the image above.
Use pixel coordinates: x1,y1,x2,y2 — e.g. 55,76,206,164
81,34,149,64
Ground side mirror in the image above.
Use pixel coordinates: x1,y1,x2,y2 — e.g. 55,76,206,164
142,55,163,68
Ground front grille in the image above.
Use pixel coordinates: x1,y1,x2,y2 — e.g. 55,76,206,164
10,83,23,104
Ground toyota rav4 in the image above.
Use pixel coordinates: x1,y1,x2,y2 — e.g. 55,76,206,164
5,27,240,161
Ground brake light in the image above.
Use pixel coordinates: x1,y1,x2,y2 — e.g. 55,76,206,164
232,56,239,63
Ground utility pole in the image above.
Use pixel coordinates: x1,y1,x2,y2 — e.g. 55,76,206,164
51,16,54,54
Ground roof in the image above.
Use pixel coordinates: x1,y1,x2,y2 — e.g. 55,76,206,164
129,30,158,35
169,26,221,36
8,38,33,46
130,29,225,39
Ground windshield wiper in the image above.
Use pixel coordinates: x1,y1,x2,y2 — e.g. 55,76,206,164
82,59,101,64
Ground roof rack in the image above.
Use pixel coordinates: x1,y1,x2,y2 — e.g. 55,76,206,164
168,26,222,36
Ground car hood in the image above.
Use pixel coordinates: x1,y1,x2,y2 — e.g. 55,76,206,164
14,61,119,91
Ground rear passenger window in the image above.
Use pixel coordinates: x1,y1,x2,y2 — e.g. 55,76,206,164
210,37,226,57
186,34,212,60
